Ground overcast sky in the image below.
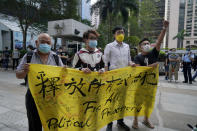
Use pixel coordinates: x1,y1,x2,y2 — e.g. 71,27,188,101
91,0,97,5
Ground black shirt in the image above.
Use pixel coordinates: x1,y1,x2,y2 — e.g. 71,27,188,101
134,47,159,66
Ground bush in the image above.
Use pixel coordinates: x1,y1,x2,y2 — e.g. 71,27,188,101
158,50,166,61
19,49,27,58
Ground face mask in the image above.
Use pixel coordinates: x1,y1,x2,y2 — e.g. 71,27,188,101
27,48,31,52
142,44,151,52
116,34,124,42
38,43,51,53
89,40,97,48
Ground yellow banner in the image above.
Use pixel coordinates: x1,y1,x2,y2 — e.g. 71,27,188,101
28,64,159,131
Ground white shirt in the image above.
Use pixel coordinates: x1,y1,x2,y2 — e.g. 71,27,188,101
104,40,131,70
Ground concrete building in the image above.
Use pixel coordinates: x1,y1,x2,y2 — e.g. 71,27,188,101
0,13,37,51
165,0,197,49
82,0,91,20
166,0,182,49
91,8,100,29
48,19,91,53
183,0,197,48
78,0,91,21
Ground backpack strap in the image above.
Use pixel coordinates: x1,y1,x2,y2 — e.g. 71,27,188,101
25,51,33,86
53,54,59,66
26,51,33,63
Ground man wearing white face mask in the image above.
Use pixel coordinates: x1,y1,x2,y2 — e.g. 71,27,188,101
16,33,63,131
133,20,169,129
72,30,105,73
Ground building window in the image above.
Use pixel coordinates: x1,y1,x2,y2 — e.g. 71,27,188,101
186,41,190,44
194,40,197,45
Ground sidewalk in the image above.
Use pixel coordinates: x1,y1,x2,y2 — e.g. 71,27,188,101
0,69,197,131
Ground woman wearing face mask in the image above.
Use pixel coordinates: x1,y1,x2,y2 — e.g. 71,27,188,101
132,20,169,129
72,30,105,73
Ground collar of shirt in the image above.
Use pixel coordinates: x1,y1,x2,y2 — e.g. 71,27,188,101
113,40,124,47
80,48,99,53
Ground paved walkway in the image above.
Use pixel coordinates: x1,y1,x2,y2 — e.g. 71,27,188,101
0,68,197,131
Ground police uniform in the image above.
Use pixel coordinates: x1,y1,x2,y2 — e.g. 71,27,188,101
182,52,194,83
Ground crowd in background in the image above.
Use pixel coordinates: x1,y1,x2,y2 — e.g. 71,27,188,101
164,48,197,84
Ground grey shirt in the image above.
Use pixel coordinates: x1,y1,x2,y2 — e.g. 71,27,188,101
17,49,64,71
169,53,179,66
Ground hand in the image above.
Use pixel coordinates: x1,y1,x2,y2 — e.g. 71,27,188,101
129,62,136,67
23,63,30,73
81,68,91,73
153,63,158,68
163,20,169,29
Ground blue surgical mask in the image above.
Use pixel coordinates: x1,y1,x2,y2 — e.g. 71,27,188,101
89,40,97,48
38,43,51,53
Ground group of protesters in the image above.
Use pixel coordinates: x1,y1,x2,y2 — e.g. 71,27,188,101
164,48,197,84
14,20,169,131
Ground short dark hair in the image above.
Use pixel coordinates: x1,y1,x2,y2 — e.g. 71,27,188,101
138,38,150,45
27,45,34,50
83,30,99,40
5,47,8,50
112,26,125,34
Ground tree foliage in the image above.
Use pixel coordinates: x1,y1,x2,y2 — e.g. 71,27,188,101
0,0,79,49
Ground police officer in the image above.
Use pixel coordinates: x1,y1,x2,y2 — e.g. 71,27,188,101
182,49,194,84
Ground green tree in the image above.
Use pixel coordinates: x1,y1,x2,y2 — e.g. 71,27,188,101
125,36,140,48
0,0,40,49
88,0,138,43
0,0,80,49
138,0,160,38
81,19,92,26
173,29,188,48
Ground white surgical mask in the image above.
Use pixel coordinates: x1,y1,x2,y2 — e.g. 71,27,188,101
142,45,151,52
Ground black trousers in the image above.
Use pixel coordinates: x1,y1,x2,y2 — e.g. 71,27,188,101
183,66,192,82
12,58,19,70
25,89,42,131
108,119,124,126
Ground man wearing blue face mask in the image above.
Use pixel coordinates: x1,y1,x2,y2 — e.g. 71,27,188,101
72,30,105,73
16,33,63,131
182,49,194,84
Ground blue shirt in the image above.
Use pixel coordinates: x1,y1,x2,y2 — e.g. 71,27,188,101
182,53,194,62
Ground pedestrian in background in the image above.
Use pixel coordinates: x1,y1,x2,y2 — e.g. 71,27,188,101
192,54,197,82
12,48,20,70
57,47,68,65
182,49,194,84
168,48,180,82
2,47,10,70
